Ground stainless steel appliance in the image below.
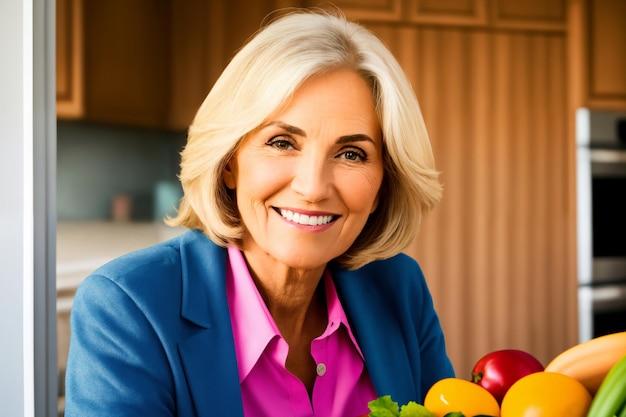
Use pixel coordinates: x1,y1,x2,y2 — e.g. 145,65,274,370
576,108,626,342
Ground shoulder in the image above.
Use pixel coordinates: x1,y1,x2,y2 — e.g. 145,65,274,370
72,230,230,336
331,253,435,318
333,252,427,291
94,229,219,278
77,229,226,300
357,252,423,275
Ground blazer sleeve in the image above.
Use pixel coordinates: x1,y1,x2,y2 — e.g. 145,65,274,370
64,274,176,417
411,261,456,395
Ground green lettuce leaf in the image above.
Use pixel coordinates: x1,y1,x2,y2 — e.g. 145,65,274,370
399,401,435,417
367,395,400,417
367,396,435,417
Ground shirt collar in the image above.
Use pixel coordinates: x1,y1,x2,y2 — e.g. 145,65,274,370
322,263,365,359
226,246,365,383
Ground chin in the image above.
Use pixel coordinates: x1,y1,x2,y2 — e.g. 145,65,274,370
279,257,330,271
272,248,338,271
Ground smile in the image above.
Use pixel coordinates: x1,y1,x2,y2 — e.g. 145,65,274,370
276,208,336,226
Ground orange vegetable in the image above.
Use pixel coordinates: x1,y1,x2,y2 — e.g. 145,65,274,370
500,371,592,417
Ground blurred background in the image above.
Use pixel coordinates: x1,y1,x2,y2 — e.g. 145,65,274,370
55,0,626,415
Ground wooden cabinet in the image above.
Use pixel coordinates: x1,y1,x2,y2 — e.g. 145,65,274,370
569,0,626,110
323,0,404,21
56,0,626,130
309,0,567,30
56,0,176,128
56,0,217,130
406,0,488,26
587,0,626,109
82,0,172,129
56,0,83,118
56,0,289,130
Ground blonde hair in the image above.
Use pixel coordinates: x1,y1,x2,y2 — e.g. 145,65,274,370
167,8,442,270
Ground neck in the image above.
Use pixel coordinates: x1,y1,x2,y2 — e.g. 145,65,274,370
246,258,327,337
239,248,329,396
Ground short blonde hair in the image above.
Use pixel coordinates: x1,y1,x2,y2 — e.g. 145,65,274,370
167,8,442,270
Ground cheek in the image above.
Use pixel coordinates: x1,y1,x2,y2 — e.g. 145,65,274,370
343,169,384,214
235,159,287,203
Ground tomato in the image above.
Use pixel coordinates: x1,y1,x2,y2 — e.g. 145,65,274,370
500,371,592,417
471,349,544,404
424,377,500,417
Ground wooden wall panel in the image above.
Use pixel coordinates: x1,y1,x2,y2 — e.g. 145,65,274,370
371,24,577,375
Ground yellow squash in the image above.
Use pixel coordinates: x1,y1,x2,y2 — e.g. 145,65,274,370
544,331,626,395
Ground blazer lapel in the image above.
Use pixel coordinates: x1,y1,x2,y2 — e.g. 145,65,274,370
178,330,243,417
331,262,418,405
176,231,244,417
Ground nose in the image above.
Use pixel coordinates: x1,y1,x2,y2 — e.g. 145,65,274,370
290,151,332,203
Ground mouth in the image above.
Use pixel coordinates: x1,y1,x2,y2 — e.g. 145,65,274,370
273,207,338,226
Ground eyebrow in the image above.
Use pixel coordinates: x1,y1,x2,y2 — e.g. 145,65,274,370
264,121,376,145
265,121,306,137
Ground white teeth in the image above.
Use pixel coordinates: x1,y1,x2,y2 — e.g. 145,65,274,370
279,209,333,226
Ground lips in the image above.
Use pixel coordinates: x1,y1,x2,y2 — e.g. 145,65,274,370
276,208,337,226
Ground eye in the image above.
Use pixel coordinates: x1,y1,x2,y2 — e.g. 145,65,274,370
339,147,368,162
266,136,295,151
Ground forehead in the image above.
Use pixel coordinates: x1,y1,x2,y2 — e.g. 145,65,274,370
266,68,381,136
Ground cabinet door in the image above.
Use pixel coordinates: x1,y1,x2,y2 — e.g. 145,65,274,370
312,0,566,29
56,0,84,118
82,0,170,129
306,0,403,21
491,0,566,31
406,0,488,26
168,0,213,131
588,0,626,108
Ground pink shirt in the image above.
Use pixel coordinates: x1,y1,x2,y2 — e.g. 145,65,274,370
226,246,377,417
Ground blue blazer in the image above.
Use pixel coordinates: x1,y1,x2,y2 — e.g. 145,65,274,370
65,229,454,417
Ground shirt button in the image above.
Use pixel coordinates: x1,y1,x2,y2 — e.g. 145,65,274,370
316,363,327,376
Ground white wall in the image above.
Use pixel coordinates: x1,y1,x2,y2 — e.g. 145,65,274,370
0,0,57,415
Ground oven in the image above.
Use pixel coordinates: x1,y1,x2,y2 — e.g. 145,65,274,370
576,108,626,342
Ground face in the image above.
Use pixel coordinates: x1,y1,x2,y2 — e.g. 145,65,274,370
222,68,384,272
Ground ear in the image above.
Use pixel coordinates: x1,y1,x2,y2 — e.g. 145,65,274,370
222,159,237,190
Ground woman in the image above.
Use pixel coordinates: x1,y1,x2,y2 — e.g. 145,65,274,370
64,8,454,417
